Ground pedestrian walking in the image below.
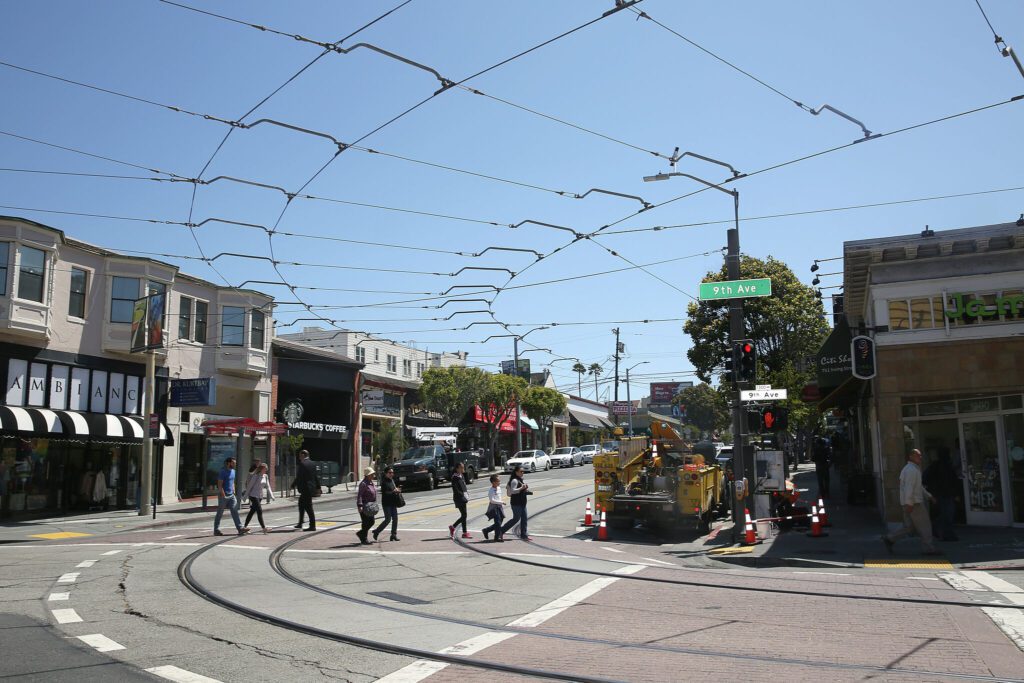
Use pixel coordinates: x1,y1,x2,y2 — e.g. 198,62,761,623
372,467,401,542
924,447,960,542
243,463,275,534
291,449,317,531
449,462,471,539
883,449,940,555
213,457,248,536
501,465,532,540
356,467,378,545
812,436,832,499
481,474,506,542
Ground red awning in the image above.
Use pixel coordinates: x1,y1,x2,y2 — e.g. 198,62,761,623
201,418,288,435
472,406,528,433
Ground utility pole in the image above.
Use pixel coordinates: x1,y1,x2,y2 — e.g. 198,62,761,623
514,335,522,454
726,192,748,542
613,327,621,401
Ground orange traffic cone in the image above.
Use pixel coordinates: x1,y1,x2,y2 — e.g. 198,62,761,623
743,508,757,545
807,505,827,537
584,497,594,526
597,506,609,541
817,497,830,527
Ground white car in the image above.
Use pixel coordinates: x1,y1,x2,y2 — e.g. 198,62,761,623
551,447,583,467
505,449,551,473
578,444,600,464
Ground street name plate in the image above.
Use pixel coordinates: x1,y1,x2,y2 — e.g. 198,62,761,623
740,388,788,401
698,278,772,301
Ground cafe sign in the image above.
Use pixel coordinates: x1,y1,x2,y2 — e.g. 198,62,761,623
851,335,877,380
944,292,1024,321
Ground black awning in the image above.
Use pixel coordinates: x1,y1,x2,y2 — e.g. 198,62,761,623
817,377,866,412
0,406,172,445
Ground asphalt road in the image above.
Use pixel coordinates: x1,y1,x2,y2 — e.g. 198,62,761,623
1,463,1022,682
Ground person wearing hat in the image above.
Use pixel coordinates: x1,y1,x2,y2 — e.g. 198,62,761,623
356,467,378,545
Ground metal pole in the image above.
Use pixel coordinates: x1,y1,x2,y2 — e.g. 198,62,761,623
613,327,620,401
514,336,522,454
626,367,633,436
727,191,746,542
139,351,156,516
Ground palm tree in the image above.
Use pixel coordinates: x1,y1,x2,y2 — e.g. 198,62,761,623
572,362,587,395
588,363,603,400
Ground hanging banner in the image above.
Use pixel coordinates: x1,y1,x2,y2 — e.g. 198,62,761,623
130,293,166,352
850,335,877,380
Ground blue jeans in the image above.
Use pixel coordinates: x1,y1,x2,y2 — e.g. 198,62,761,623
214,494,242,532
374,504,399,538
483,505,505,538
501,504,528,538
936,496,958,540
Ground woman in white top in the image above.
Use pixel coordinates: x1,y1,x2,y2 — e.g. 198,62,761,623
243,463,275,533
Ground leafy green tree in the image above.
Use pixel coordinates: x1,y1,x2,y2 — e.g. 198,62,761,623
671,383,729,436
587,363,603,399
477,373,529,466
520,385,568,451
371,420,406,468
419,366,489,428
572,362,587,395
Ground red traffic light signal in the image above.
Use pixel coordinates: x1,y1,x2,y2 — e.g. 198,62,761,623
762,408,776,430
735,339,757,383
760,406,788,432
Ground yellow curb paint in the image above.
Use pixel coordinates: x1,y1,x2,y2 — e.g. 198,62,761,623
707,546,754,556
864,558,954,569
30,531,93,540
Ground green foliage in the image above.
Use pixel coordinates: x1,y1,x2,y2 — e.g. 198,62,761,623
671,383,729,434
572,362,587,395
587,363,603,399
283,434,305,455
419,366,490,427
477,373,530,452
521,385,568,450
371,420,406,467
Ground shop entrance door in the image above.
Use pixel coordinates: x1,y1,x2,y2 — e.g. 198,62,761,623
958,418,1011,526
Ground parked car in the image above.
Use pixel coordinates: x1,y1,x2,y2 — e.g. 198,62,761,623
715,446,733,468
392,446,480,490
505,449,551,473
551,446,583,467
578,444,600,463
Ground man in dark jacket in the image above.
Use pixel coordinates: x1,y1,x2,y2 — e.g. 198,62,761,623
291,449,317,531
923,447,959,541
812,437,831,499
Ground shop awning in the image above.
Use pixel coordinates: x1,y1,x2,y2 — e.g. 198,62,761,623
569,408,604,429
817,376,866,412
520,416,539,430
0,406,173,445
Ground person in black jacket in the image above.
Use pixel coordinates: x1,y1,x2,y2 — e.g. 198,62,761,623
291,449,317,531
812,437,832,499
372,467,402,541
923,447,959,541
449,462,471,539
500,465,532,540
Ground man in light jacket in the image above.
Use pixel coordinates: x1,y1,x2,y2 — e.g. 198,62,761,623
882,449,939,555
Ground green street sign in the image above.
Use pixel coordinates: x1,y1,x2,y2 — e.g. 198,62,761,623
698,278,772,301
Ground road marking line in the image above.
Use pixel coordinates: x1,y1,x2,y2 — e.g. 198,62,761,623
77,633,125,652
220,545,270,551
75,560,96,568
639,557,675,566
982,607,1024,650
146,665,225,682
500,553,575,559
48,592,70,601
57,573,80,584
939,572,989,592
508,563,645,628
962,570,1024,594
29,531,92,540
376,632,516,683
52,608,82,624
907,576,941,580
797,571,851,576
286,549,468,556
613,564,647,575
600,546,625,554
163,534,185,540
102,550,123,556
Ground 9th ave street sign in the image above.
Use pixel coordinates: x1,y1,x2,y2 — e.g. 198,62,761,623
698,278,772,301
740,388,788,401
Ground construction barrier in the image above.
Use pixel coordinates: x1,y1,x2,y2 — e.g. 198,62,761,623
597,506,608,541
583,497,594,527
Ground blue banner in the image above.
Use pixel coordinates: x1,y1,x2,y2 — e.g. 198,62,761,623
169,377,217,407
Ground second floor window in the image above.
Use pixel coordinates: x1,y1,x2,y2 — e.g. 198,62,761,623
179,296,194,340
18,246,46,303
222,306,245,346
417,362,424,378
374,348,380,362
110,276,139,323
387,354,397,373
250,310,265,349
195,300,208,343
69,268,87,318
0,242,9,296
403,359,412,376
355,346,366,363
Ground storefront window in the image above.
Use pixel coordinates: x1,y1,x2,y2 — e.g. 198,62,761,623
910,298,934,329
958,397,999,413
919,400,956,416
901,404,917,418
1001,395,1023,411
1003,413,1024,524
888,300,910,331
962,420,1004,513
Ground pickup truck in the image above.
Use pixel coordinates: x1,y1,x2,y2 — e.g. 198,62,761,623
391,446,481,491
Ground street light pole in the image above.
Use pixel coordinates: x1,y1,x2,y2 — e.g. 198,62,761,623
624,361,649,437
514,335,522,454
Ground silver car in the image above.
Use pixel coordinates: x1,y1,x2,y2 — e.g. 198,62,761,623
551,446,583,467
578,444,600,464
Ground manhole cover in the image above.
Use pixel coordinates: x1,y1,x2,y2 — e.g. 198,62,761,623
368,591,431,605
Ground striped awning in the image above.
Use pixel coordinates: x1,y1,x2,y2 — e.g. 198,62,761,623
0,406,172,445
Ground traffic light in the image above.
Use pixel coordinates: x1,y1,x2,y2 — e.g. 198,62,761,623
760,406,788,432
746,409,762,433
736,340,757,383
722,346,737,384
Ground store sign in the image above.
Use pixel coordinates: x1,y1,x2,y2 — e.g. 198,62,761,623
500,358,531,380
816,319,853,390
362,389,401,416
5,358,143,414
850,335,877,380
360,389,384,408
610,401,637,415
287,421,348,438
944,291,1024,320
649,382,693,404
169,378,217,407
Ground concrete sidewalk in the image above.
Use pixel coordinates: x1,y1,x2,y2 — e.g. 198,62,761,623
708,464,1024,570
0,487,358,542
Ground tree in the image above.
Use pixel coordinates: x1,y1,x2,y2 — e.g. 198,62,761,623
572,362,587,396
371,420,406,469
520,385,568,451
671,383,729,436
419,366,489,428
587,363,603,399
477,373,529,467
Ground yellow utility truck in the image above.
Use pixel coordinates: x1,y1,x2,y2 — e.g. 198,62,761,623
593,422,727,534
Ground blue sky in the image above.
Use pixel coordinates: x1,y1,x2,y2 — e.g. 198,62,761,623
2,1,1022,400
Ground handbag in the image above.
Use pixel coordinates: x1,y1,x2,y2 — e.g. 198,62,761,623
395,492,406,508
363,501,380,516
